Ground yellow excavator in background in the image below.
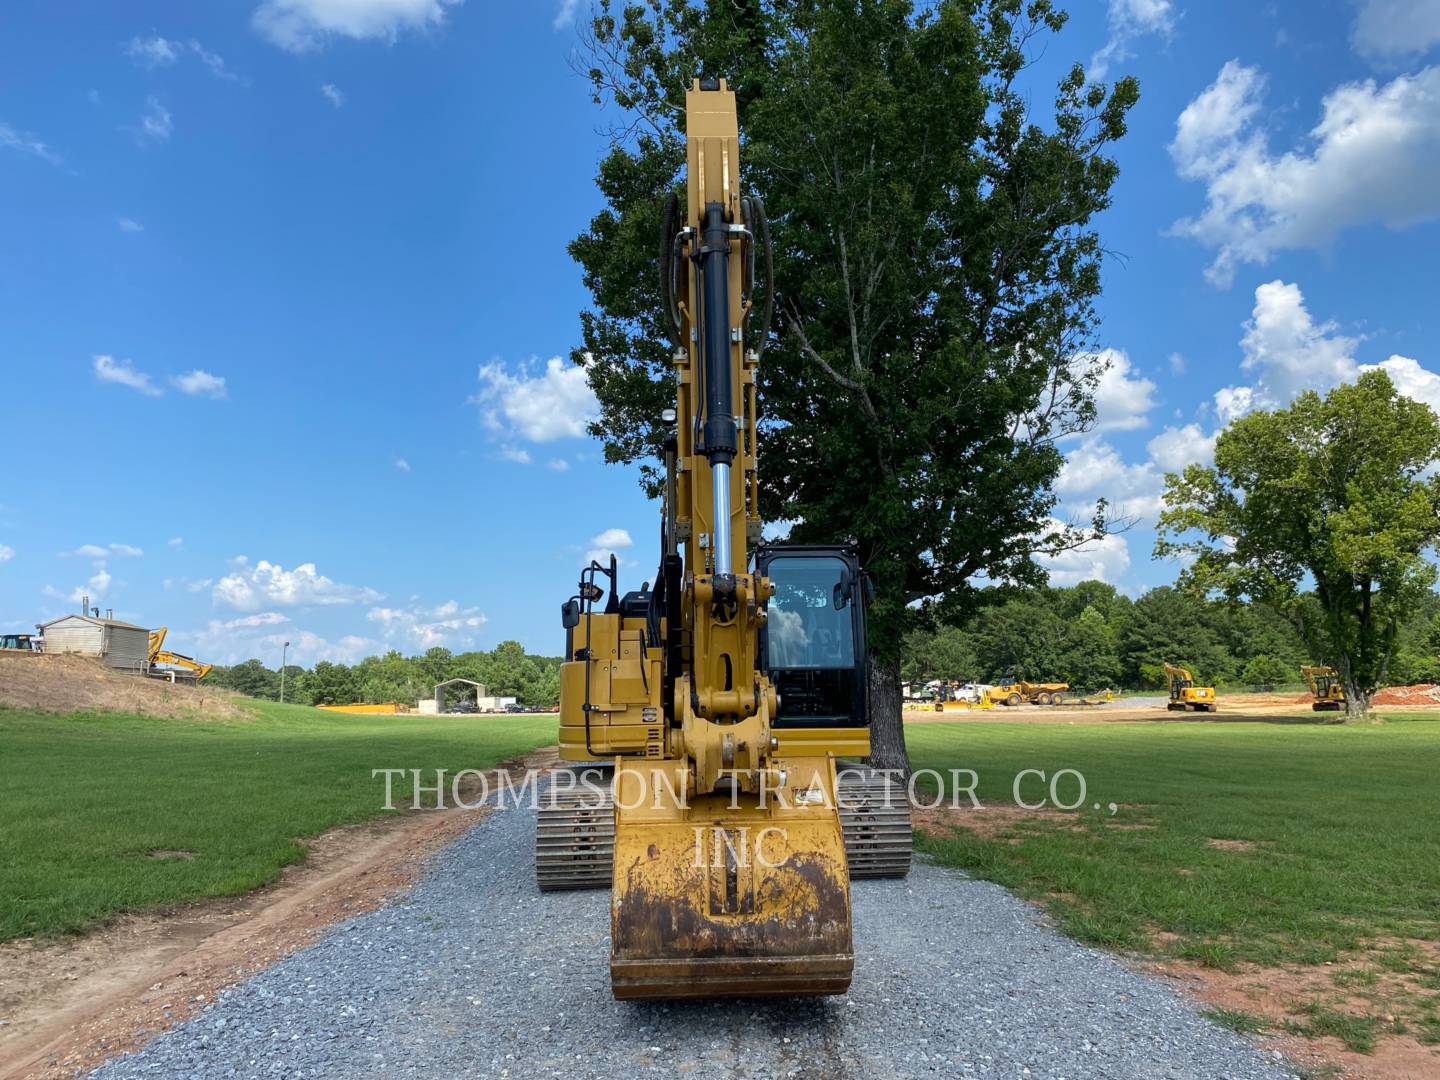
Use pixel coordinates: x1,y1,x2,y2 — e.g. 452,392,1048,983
534,78,910,1001
1301,664,1346,711
1165,662,1216,712
147,627,213,681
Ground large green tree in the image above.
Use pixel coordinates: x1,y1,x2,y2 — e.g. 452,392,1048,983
1157,371,1440,715
571,0,1138,768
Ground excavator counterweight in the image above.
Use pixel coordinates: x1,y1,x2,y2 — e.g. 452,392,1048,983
536,78,910,1001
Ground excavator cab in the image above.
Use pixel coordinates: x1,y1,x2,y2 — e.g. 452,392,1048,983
756,545,869,734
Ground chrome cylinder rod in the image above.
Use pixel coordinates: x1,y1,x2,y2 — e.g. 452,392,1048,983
711,460,732,576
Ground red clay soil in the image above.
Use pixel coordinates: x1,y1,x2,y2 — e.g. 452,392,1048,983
1372,684,1440,707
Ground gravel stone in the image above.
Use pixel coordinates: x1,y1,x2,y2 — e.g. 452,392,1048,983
90,799,1296,1079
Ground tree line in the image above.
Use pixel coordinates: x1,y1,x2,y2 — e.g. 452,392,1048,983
205,640,563,708
903,581,1440,693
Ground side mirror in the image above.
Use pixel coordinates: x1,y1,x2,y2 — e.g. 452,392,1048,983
561,599,581,630
833,567,856,610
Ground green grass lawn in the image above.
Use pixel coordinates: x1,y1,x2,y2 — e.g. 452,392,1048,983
908,716,1440,1049
0,701,557,942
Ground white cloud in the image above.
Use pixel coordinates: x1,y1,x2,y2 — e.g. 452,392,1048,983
226,612,291,628
1055,438,1165,523
125,34,182,67
394,457,411,472
1035,525,1133,587
1170,61,1440,286
367,600,487,649
1084,349,1159,433
1146,423,1219,472
0,544,13,563
194,618,375,665
1089,0,1178,80
1361,355,1440,413
185,578,213,593
1214,280,1360,422
118,217,144,233
253,0,461,52
1352,0,1440,63
62,542,144,558
546,457,571,472
321,82,346,107
553,0,580,30
125,35,241,81
171,369,228,398
471,356,599,442
45,563,114,606
1168,352,1186,375
94,355,162,396
136,97,173,144
585,527,633,566
168,537,184,547
498,445,532,465
187,40,241,81
213,557,383,611
0,121,62,166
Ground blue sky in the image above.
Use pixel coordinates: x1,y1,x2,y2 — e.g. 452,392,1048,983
2,0,1438,666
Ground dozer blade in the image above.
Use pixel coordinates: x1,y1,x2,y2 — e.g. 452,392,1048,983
609,759,853,1000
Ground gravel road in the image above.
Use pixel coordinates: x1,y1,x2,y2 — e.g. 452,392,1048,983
90,797,1295,1080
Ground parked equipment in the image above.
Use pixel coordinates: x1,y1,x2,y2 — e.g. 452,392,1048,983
535,79,910,1002
1301,665,1346,711
1,633,36,653
987,679,1070,706
146,627,213,681
1164,663,1217,712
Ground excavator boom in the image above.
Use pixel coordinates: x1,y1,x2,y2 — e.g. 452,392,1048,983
537,77,908,1002
147,627,213,680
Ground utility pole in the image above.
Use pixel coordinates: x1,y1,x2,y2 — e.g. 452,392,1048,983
280,640,290,703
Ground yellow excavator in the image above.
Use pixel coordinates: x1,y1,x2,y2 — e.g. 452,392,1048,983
147,627,213,681
1301,664,1346,711
535,78,910,1001
1165,662,1217,712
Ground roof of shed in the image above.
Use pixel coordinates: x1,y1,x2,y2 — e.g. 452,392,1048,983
37,614,149,632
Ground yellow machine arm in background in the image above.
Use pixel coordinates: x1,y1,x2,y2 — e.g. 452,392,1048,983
147,627,214,680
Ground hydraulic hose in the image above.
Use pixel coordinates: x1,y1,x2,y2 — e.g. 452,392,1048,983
697,201,738,578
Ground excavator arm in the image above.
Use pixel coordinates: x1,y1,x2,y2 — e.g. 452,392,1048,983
147,627,213,680
606,77,854,1000
539,78,902,1002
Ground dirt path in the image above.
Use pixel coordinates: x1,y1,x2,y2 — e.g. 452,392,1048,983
0,748,557,1080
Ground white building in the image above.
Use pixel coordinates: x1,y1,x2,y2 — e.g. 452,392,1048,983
37,614,150,673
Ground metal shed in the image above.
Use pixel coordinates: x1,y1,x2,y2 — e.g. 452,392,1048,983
37,614,151,673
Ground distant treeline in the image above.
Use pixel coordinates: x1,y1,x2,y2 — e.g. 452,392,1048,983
205,640,563,707
206,581,1440,705
902,581,1440,692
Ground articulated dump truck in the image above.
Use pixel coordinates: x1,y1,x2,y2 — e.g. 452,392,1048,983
533,78,912,1000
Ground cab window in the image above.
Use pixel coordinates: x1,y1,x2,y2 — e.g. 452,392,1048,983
765,556,855,670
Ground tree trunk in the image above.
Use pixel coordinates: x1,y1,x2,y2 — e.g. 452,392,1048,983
866,652,911,777
1337,653,1369,721
1343,679,1370,720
